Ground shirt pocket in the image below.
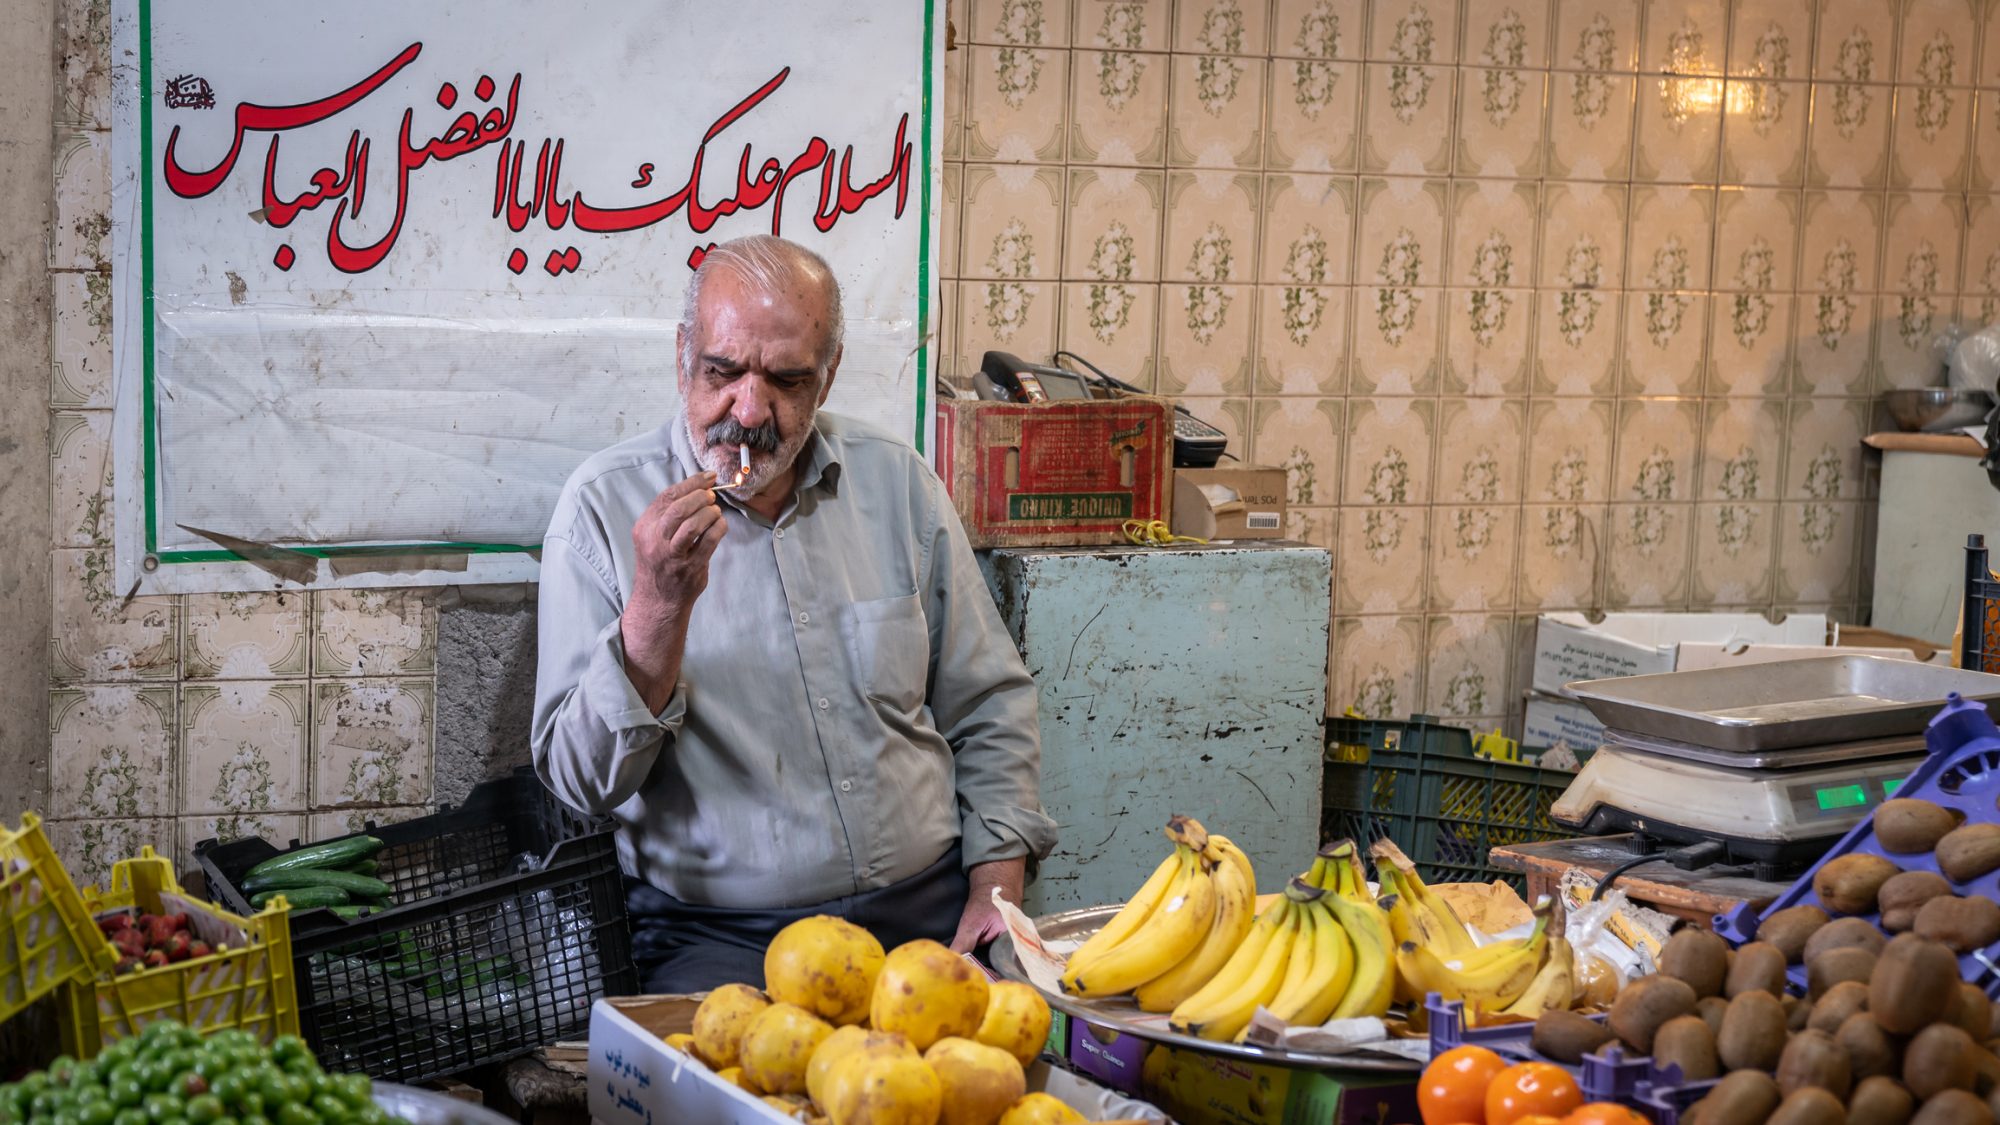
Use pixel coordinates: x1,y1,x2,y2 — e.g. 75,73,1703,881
838,592,929,714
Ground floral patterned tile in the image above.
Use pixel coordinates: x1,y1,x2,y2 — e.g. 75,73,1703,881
1533,287,1621,396
966,45,1071,163
1552,0,1639,73
1877,294,1958,390
1261,174,1355,286
1173,397,1253,459
1800,191,1884,293
1727,0,1813,78
1444,288,1533,394
1526,398,1615,504
1425,614,1515,718
1985,0,2000,87
1429,503,1521,611
1456,68,1549,178
1613,397,1701,505
51,411,111,552
1805,81,1893,188
1059,281,1160,389
1344,397,1437,506
962,164,1065,281
1706,293,1794,397
51,549,178,683
1158,283,1256,394
1814,0,1897,84
1517,503,1608,609
1624,185,1714,290
1794,294,1878,396
945,41,968,164
1359,62,1456,173
1699,397,1786,502
1168,53,1268,168
1449,179,1540,287
1064,167,1165,281
1973,91,2000,193
1163,172,1261,283
1175,0,1275,54
1881,191,1965,326
50,270,112,408
309,807,429,844
1271,0,1363,59
959,276,1059,375
183,593,309,680
1691,501,1777,606
50,686,176,820
1890,73,1974,191
1256,284,1348,395
972,0,1073,45
1436,397,1526,505
1251,397,1345,505
1466,0,1552,69
184,814,305,858
48,819,175,891
1075,0,1171,51
1716,187,1800,291
311,679,433,810
1353,287,1443,393
313,590,437,677
1606,502,1695,608
180,682,308,817
1266,55,1361,169
1896,0,1976,85
1640,0,1727,75
940,165,964,280
1067,45,1170,164
1777,500,1863,603
1964,194,2000,323
51,129,108,272
1538,178,1626,285
1332,616,1426,719
1285,507,1340,556
1621,290,1709,395
1357,177,1448,287
1783,398,1870,502
55,0,110,128
1720,80,1808,184
1369,0,1462,63
1545,70,1636,179
1631,68,1723,182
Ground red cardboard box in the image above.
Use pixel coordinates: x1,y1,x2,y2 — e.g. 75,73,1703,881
936,396,1175,549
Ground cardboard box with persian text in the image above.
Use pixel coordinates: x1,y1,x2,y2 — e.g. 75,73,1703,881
937,397,1174,548
1172,468,1288,540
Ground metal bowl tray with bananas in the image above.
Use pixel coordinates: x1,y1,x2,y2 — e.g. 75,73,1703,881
990,905,1420,1072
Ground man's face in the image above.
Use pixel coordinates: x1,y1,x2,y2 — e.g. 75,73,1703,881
678,267,839,497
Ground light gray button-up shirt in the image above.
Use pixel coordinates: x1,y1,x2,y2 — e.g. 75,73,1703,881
531,410,1058,909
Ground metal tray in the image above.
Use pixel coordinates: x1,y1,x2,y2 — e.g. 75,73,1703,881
1568,655,2000,751
988,904,1420,1073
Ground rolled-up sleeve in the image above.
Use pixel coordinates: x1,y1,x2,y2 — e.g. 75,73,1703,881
531,533,686,816
920,478,1059,870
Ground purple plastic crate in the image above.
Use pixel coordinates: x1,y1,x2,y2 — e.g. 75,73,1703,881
1424,995,1681,1108
1715,692,2000,996
1633,1078,1718,1125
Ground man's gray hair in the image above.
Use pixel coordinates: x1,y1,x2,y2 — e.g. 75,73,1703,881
678,235,845,378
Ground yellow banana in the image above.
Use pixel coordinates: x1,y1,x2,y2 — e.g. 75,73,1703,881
1133,837,1257,1012
1498,935,1575,1018
1377,874,1423,1004
1369,840,1473,956
1064,844,1218,997
1325,888,1396,1019
1265,883,1355,1031
1396,899,1552,1014
1171,900,1298,1042
1267,891,1319,1015
1063,850,1180,977
1207,834,1256,896
1335,844,1373,904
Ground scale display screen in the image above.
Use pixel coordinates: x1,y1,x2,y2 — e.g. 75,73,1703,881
1814,784,1870,811
1785,763,1913,823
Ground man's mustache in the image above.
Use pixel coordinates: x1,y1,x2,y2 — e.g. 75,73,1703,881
706,419,781,453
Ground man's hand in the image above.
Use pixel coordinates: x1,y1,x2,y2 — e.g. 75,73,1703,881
950,857,1026,954
622,472,727,712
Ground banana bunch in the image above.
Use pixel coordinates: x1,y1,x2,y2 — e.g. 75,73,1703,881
1061,816,1256,1003
1369,838,1475,958
1395,895,1555,1016
1497,933,1575,1018
1168,840,1396,1042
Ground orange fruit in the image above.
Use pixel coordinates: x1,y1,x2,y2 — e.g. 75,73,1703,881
1418,1044,1507,1124
1561,1105,1648,1125
1485,1062,1583,1125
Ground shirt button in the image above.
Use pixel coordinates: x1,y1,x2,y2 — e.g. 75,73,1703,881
798,611,810,625
775,528,785,539
817,697,830,710
840,780,853,793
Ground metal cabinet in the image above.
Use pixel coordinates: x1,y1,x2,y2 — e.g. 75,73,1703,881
980,544,1332,913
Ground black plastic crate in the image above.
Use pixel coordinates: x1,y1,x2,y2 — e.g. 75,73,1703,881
194,771,637,1085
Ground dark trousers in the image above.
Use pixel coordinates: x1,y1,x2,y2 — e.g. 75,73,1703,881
625,845,969,993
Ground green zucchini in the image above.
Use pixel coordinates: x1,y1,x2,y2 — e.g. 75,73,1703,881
251,886,350,909
340,859,379,877
328,905,378,920
244,835,384,879
242,867,391,899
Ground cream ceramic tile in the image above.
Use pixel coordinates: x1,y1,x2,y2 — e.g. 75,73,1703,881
1354,180,1448,392
1466,0,1553,69
50,685,175,822
960,278,1059,366
1353,287,1443,392
1059,282,1160,389
1897,0,1976,85
1806,81,1894,187
1878,293,1959,388
1699,397,1786,500
1800,190,1885,293
1370,0,1463,61
1251,397,1345,505
1706,293,1794,396
1641,0,1727,72
1256,284,1348,394
1430,504,1522,611
1783,398,1869,500
51,549,178,683
51,270,112,408
1632,68,1723,182
52,129,108,271
1533,287,1621,395
183,592,309,680
1338,507,1431,612
1360,62,1455,173
1614,397,1701,503
1777,500,1863,602
1891,77,1975,190
1622,289,1709,394
966,46,1070,162
1285,507,1340,553
1065,167,1165,281
1272,0,1363,58
1175,0,1274,53
1358,178,1449,287
1446,288,1533,394
1517,503,1608,608
1728,0,1812,77
1964,195,2000,324
180,682,308,817
1984,0,2000,86
1607,502,1694,607
1174,396,1253,457
1553,0,1640,72
186,814,306,854
1794,293,1878,395
1449,180,1539,286
48,819,174,890
1720,80,1807,183
56,0,110,128
1881,192,1965,331
1436,398,1526,506
1075,0,1172,50
962,164,1065,281
940,164,964,279
309,807,429,843
1344,397,1436,507
1526,397,1615,503
1456,68,1549,177
1261,175,1355,286
1546,71,1636,178
1974,91,2000,191
945,40,968,163
1425,614,1514,716
1266,55,1362,169
1167,52,1268,167
51,411,111,552
1625,184,1715,289
1159,284,1255,394
1067,47,1170,163
1691,501,1777,605
1163,172,1261,283
1712,188,1798,290
311,679,433,809
935,283,963,385
313,590,437,676
1814,0,1896,83
1537,181,1627,289
1333,616,1425,718
972,0,1073,45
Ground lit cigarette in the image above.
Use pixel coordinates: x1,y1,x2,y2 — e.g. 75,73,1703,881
736,445,751,487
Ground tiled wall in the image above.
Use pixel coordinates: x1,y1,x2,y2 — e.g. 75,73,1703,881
936,0,2000,727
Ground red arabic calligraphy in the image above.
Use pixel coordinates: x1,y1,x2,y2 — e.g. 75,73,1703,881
162,43,914,276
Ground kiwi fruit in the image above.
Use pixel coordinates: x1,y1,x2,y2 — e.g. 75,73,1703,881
1936,822,2000,883
1530,1008,1613,1064
1609,973,1697,1054
1806,915,1890,963
1957,984,1997,1042
1696,1069,1783,1125
1775,1027,1854,1100
1808,944,1878,1001
1697,995,1730,1038
1848,1075,1916,1125
1905,1023,1980,1100
1910,1089,1991,1125
1914,895,2000,954
1718,990,1790,1071
1652,1013,1720,1082
1875,798,1963,854
1815,853,1903,915
1881,871,1956,933
1724,940,1788,998
1840,1010,1904,1081
1874,934,1965,1035
1659,927,1730,999
1761,903,1832,962
1766,1086,1847,1125
1809,978,1871,1033
1789,994,1814,1031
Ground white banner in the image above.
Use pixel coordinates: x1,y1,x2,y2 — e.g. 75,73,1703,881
112,0,942,591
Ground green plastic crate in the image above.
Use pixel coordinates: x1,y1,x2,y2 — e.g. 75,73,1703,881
1322,714,1582,890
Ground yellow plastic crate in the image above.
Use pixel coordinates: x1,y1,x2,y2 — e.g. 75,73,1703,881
0,813,115,1023
59,847,298,1056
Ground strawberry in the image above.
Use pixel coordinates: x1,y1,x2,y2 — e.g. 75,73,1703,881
142,949,169,969
189,941,212,959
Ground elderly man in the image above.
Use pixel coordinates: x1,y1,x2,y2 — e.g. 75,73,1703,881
531,234,1056,991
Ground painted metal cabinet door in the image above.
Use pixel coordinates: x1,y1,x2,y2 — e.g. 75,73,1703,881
981,544,1331,913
